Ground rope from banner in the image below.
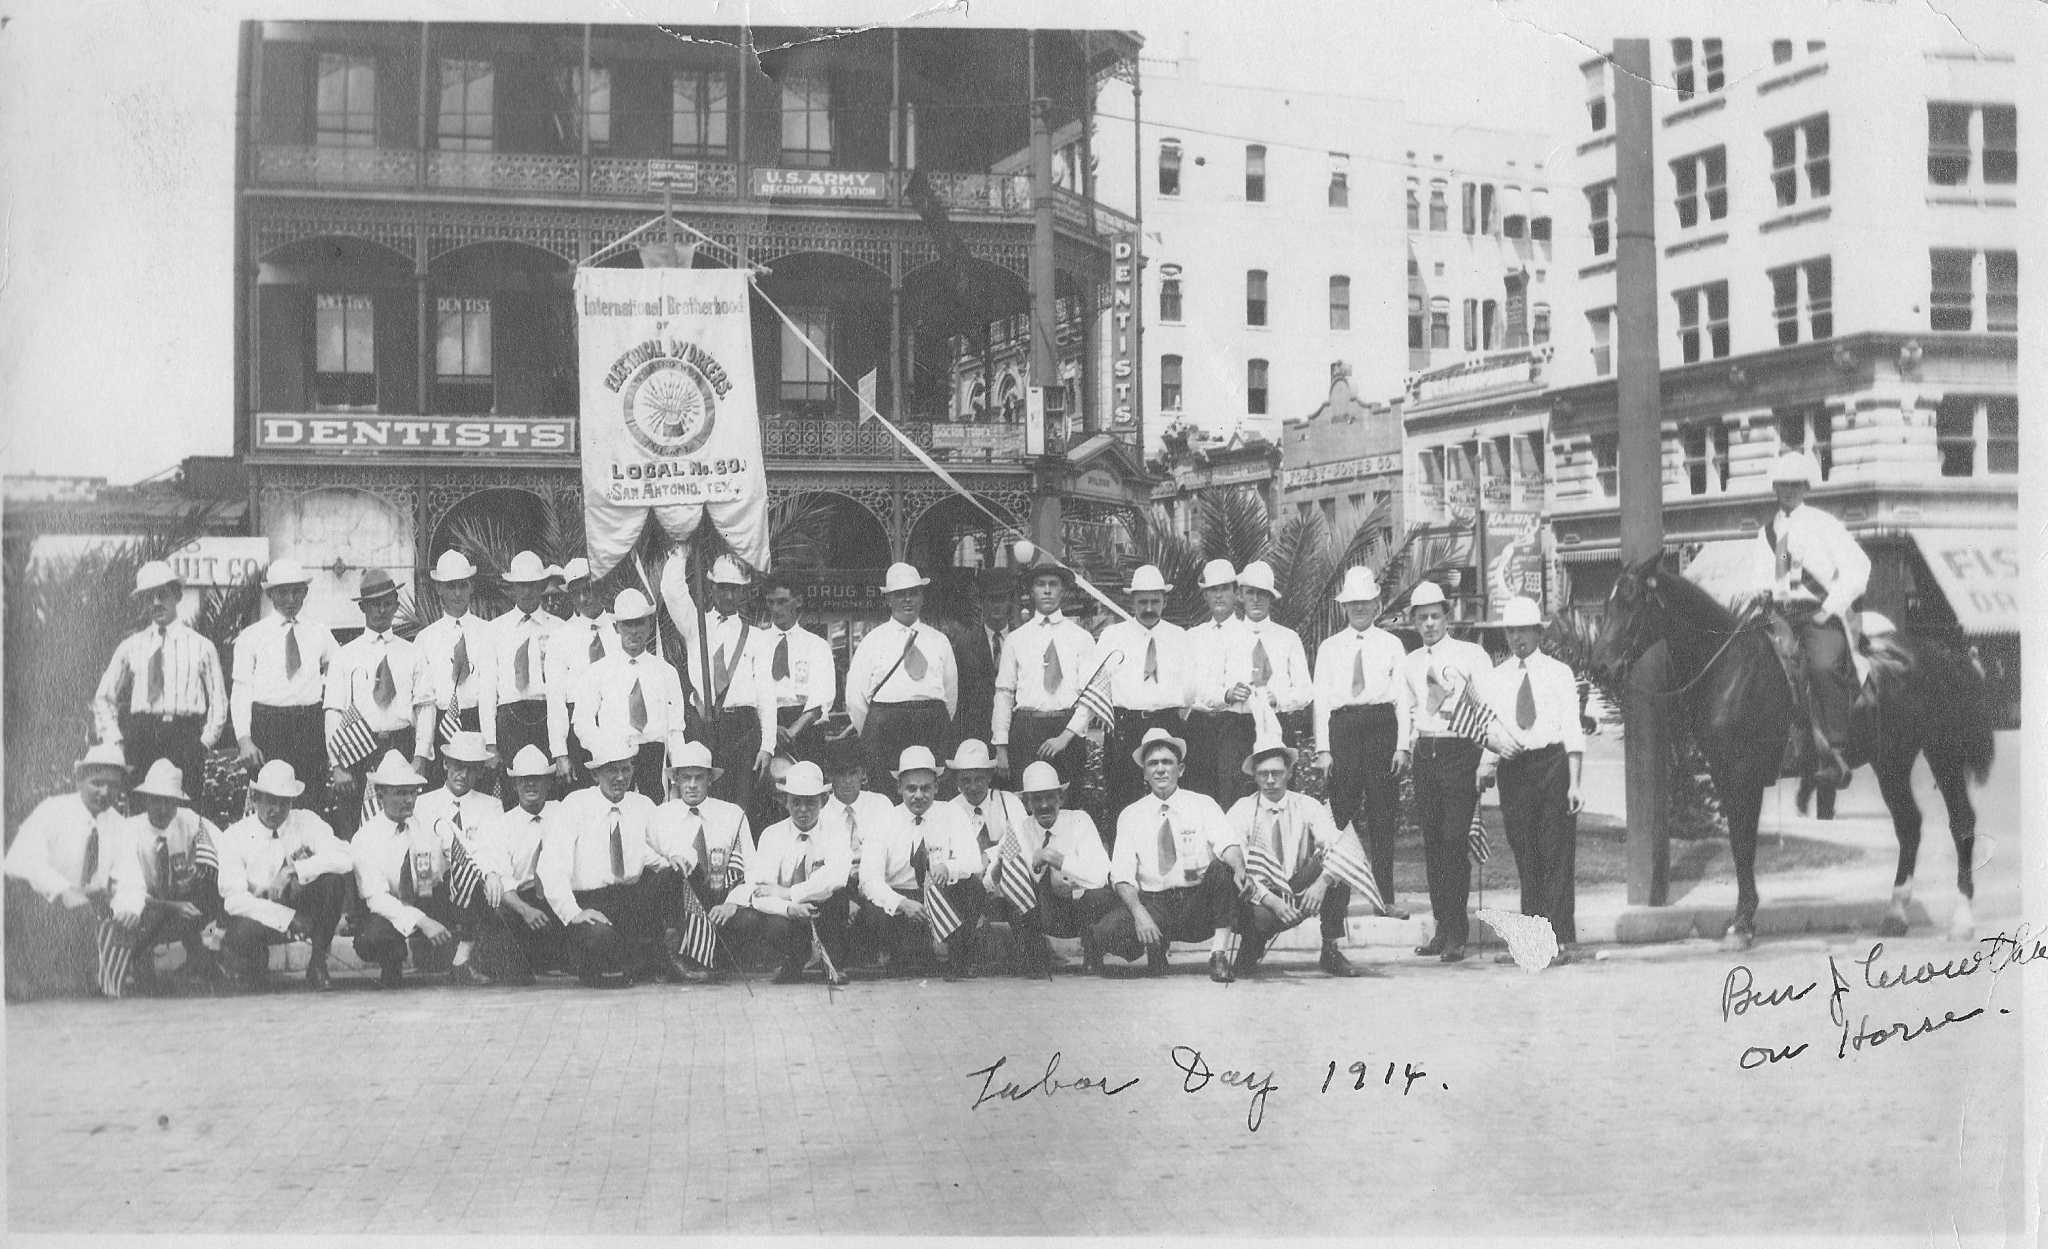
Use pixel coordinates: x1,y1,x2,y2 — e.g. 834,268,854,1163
753,288,1132,626
578,211,771,276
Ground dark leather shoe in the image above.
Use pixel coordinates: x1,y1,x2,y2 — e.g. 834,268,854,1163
1414,940,1445,958
1144,946,1169,976
660,955,708,985
1080,933,1104,975
449,962,489,987
1439,945,1467,964
305,962,333,992
1319,945,1360,978
1208,952,1235,984
378,962,404,989
1232,946,1263,978
772,961,806,985
1384,907,1413,921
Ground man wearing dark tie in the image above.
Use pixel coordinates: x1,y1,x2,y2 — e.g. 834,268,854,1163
1313,566,1412,918
232,559,337,814
323,570,437,838
93,561,227,788
544,557,618,785
479,550,563,787
724,761,854,985
953,570,1015,747
759,575,835,767
672,555,776,815
1085,565,1191,823
3,744,130,1000
843,563,958,794
1396,580,1494,964
992,559,1095,786
571,590,687,801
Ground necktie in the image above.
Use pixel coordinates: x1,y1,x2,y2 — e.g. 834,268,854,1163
81,825,100,887
526,813,545,879
451,632,470,691
628,669,648,732
1774,521,1793,580
903,628,928,681
453,807,465,834
990,629,1003,667
515,624,533,692
147,627,167,706
1267,811,1285,868
1516,659,1537,731
1042,629,1063,694
843,804,859,849
1251,635,1272,686
155,836,172,894
397,820,416,902
1425,650,1448,717
687,807,705,867
284,623,302,679
1156,805,1178,874
1142,635,1159,682
772,632,791,681
588,627,604,664
714,634,732,703
608,808,626,878
372,637,397,709
972,804,992,851
1351,636,1368,697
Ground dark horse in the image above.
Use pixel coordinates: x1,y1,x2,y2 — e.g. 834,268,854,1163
1596,554,1994,948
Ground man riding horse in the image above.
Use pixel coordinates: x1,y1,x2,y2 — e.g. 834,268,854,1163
1753,449,1868,789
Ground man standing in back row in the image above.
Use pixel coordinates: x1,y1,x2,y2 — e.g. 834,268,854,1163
1088,565,1191,821
1313,567,1411,918
232,559,337,815
1398,580,1493,964
845,563,958,793
992,557,1095,787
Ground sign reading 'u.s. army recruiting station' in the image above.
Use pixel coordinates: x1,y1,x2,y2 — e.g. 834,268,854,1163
255,415,577,455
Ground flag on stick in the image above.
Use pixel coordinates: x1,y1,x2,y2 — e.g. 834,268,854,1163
446,830,488,910
677,879,719,970
1467,808,1493,864
1241,840,1292,905
1076,652,1121,733
327,706,378,769
1323,826,1387,917
95,920,136,999
922,876,963,943
722,834,749,891
1446,683,1496,746
995,828,1037,917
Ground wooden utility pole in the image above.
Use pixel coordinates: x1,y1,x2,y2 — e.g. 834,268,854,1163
1028,32,1063,551
1614,38,1670,905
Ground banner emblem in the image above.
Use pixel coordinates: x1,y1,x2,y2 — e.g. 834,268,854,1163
622,354,720,458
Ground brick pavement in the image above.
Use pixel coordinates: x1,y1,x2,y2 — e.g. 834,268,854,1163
6,933,2028,1239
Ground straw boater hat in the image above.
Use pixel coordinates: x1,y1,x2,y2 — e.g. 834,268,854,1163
430,550,479,582
778,760,831,797
1771,449,1819,486
73,742,128,778
1127,565,1174,595
1333,567,1380,603
665,735,724,780
1130,725,1188,767
881,562,931,595
248,759,306,799
263,559,311,589
366,751,428,789
354,569,401,603
1197,559,1239,590
709,555,750,586
562,557,593,585
132,561,181,597
1237,560,1281,599
892,745,945,779
543,563,566,588
502,550,550,584
1241,731,1299,777
506,746,555,779
440,731,493,766
1018,761,1066,794
1500,596,1544,629
1409,580,1448,608
131,760,189,802
582,734,639,770
944,740,997,772
612,589,655,622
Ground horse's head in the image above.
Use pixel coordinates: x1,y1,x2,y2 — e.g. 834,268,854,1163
1594,553,1679,681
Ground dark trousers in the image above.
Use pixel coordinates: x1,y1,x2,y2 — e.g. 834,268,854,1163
1327,703,1401,903
1235,857,1350,964
861,700,953,795
352,887,475,974
221,871,348,976
1413,736,1481,948
552,873,679,980
96,899,213,997
1792,608,1854,753
493,698,549,768
1498,744,1577,945
1105,709,1185,826
1015,881,1120,940
120,714,207,795
631,741,667,802
1007,708,1084,786
707,707,762,812
250,703,329,812
4,879,101,1001
493,882,565,975
775,705,825,765
1090,861,1239,962
1182,710,1255,806
335,728,411,839
855,877,986,967
724,888,853,972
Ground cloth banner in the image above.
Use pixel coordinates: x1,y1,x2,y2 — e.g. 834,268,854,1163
575,267,770,578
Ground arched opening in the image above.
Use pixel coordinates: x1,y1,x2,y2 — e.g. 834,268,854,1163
427,241,577,416
253,236,414,415
769,490,892,573
430,487,554,617
262,485,416,631
751,251,891,419
901,256,1030,422
906,492,1020,581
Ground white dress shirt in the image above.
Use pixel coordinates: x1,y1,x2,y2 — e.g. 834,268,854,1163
1091,618,1192,715
474,801,555,891
414,787,506,844
1226,790,1341,885
537,788,668,925
1473,650,1587,760
948,787,1030,873
762,623,836,714
1398,636,1496,751
231,612,338,737
417,611,490,713
743,817,853,916
1031,809,1112,895
1110,785,1237,893
1223,617,1314,714
4,794,125,899
1313,625,1412,752
1185,615,1249,711
992,612,1097,743
479,607,563,749
545,612,618,756
652,795,752,876
572,650,688,749
353,812,459,936
94,621,228,748
213,809,353,933
108,808,221,921
825,789,895,872
1753,503,1872,618
858,802,982,916
324,629,436,752
681,610,777,744
844,618,958,730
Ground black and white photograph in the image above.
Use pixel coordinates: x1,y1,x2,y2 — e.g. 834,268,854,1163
1,0,2040,1242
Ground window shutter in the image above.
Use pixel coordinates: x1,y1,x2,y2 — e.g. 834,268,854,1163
258,285,311,412
261,42,314,145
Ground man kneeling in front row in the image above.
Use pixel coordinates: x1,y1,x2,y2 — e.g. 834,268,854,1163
1227,735,1362,978
982,761,1118,975
215,761,353,991
724,761,853,985
1090,727,1244,983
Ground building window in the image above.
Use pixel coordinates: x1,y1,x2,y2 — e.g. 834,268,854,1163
1704,38,1725,92
1329,275,1351,330
1159,274,1183,323
1160,355,1183,411
1587,182,1613,256
1462,298,1479,351
1673,38,1695,101
551,65,612,153
1987,396,2019,473
1584,58,1609,133
1930,103,2016,186
1247,359,1269,415
779,74,832,167
1482,299,1500,350
1245,144,1266,202
779,309,834,414
1406,179,1420,229
1430,298,1451,349
1936,395,2005,477
672,70,731,157
1929,248,1975,330
315,53,377,148
1983,105,2017,183
1461,182,1477,234
313,292,375,410
435,296,492,413
1680,422,1731,496
1587,306,1615,376
1159,139,1182,196
1532,303,1551,344
1768,257,1832,345
1592,432,1619,496
1672,146,1727,228
1429,180,1449,231
1328,153,1350,207
1772,39,1793,64
437,59,494,153
1766,114,1829,207
1987,249,2018,332
1408,296,1426,349
1246,270,1268,327
1776,405,1834,481
1675,281,1730,362
1480,184,1497,234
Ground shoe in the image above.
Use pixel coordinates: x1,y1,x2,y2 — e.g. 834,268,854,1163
576,969,609,988
1550,946,1579,968
1144,946,1169,976
772,961,806,985
449,962,490,987
1439,945,1467,964
1208,951,1235,984
1079,933,1104,976
825,967,850,987
1231,947,1263,978
659,955,708,985
1414,940,1445,958
377,962,404,989
305,962,334,992
1319,945,1360,978
1383,907,1413,921
1494,952,1521,966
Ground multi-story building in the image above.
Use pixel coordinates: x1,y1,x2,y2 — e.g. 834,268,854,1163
1278,364,1403,547
235,21,1148,638
1545,37,2022,719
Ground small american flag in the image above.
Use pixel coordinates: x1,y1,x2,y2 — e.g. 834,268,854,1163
1445,683,1496,746
95,920,136,1000
446,832,488,909
1241,839,1292,905
191,827,219,874
327,705,379,769
1323,827,1387,916
1467,809,1492,865
1075,652,1122,732
437,691,460,748
677,879,719,969
722,834,748,891
995,828,1037,917
923,875,963,942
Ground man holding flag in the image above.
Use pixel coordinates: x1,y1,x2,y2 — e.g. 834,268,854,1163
324,570,437,839
213,761,353,992
991,556,1095,787
990,762,1117,976
478,550,563,787
1313,566,1410,919
856,747,985,978
1225,734,1365,979
670,555,777,814
725,761,853,986
1087,565,1191,822
417,550,492,749
1396,581,1496,964
99,761,222,997
653,737,751,980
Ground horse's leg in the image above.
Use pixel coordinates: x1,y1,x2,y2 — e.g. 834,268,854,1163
1872,747,1922,937
1928,748,1979,940
1719,778,1766,951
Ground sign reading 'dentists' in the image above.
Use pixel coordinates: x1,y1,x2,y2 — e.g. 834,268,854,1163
256,416,577,455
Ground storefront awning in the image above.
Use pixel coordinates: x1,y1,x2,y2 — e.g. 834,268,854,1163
1913,529,2021,634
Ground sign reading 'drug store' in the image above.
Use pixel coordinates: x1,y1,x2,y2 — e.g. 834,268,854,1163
575,266,769,577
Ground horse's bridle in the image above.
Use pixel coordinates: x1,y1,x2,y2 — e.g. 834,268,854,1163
1613,580,1757,701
